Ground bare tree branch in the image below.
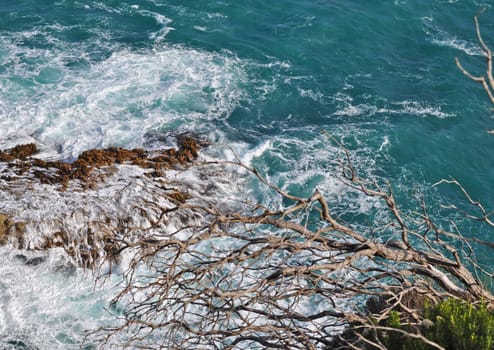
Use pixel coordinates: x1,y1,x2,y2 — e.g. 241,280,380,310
456,15,494,107
72,137,494,349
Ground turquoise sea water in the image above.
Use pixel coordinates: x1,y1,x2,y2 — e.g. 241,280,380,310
1,0,494,348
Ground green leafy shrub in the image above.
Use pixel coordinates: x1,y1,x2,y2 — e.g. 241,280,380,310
379,298,494,350
381,310,427,350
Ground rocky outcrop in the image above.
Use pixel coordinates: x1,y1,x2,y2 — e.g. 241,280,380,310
0,143,38,161
0,134,209,267
0,213,26,246
0,134,206,189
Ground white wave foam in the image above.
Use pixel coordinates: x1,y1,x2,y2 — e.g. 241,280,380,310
233,127,386,215
0,151,258,347
136,9,174,42
378,136,390,152
390,100,452,119
431,36,482,56
332,92,453,119
422,16,483,56
298,88,325,103
334,103,376,117
240,139,273,167
0,247,115,349
0,37,247,159
90,1,123,14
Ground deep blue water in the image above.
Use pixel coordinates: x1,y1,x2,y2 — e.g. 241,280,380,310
1,0,494,348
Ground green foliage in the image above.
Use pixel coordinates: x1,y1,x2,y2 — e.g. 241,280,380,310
379,298,494,350
424,299,494,350
383,311,413,350
381,310,427,350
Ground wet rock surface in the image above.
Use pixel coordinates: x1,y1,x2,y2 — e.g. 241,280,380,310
0,213,26,246
0,134,213,267
0,134,206,189
13,254,47,267
0,143,38,162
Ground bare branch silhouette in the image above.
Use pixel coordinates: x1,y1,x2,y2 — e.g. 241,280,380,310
456,13,494,107
79,135,494,349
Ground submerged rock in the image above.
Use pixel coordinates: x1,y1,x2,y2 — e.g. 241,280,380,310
13,253,47,266
0,332,39,350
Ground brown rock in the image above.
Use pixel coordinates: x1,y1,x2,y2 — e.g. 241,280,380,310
0,136,205,189
0,213,26,246
0,143,38,162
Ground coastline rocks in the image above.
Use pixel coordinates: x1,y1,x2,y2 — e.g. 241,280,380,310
0,214,26,246
0,135,206,189
0,143,38,162
0,134,212,268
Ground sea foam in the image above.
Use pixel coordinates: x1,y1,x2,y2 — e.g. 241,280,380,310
0,35,246,160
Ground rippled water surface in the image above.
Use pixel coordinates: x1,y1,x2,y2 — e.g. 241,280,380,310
1,0,494,348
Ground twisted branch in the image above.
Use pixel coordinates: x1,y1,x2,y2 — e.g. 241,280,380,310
83,138,494,349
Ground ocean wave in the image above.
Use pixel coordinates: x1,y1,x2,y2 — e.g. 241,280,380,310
332,92,454,119
0,247,112,350
0,141,257,348
390,100,452,118
235,126,388,216
422,16,483,56
0,36,247,159
135,9,174,43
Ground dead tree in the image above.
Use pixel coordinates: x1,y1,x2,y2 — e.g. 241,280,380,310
85,135,494,349
79,14,494,350
456,11,494,135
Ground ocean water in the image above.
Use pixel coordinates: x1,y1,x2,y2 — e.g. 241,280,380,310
1,0,494,348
